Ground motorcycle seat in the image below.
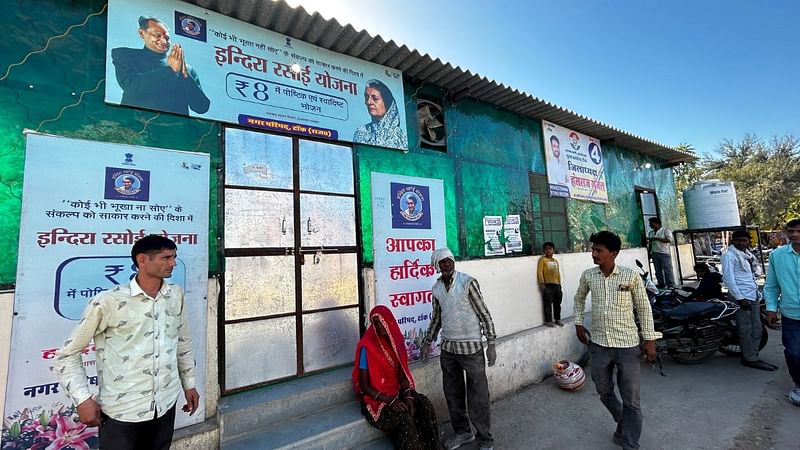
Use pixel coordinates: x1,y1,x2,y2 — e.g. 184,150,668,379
661,302,724,321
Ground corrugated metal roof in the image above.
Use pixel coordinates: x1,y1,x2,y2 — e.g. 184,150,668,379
186,0,696,164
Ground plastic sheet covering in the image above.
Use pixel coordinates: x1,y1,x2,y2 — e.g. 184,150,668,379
224,317,297,389
301,253,358,310
224,255,296,320
302,308,360,372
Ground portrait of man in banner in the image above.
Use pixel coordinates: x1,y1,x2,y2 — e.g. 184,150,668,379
111,15,210,116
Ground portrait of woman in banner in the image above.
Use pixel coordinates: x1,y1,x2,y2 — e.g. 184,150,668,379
353,79,408,150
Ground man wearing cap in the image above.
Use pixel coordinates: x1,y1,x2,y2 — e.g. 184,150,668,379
721,229,776,371
422,248,496,450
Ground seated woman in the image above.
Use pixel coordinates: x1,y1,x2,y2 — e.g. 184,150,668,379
352,305,439,450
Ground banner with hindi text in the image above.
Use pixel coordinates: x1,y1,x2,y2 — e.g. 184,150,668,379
1,133,209,449
542,121,608,203
105,0,408,151
372,174,447,361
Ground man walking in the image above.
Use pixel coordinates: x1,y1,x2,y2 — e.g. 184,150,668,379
55,235,199,449
721,229,776,371
647,217,675,288
422,248,496,450
764,218,800,405
537,241,563,327
574,231,660,450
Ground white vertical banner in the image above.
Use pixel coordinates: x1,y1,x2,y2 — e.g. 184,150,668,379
371,173,446,361
2,133,209,449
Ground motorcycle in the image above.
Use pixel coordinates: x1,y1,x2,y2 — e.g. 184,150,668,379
635,260,768,365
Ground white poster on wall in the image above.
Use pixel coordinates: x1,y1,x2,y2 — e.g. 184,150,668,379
372,173,447,361
483,216,505,256
1,133,209,449
504,214,523,253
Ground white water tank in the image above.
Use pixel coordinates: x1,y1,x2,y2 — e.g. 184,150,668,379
683,180,741,229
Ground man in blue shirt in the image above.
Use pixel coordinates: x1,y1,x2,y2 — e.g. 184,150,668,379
764,218,800,406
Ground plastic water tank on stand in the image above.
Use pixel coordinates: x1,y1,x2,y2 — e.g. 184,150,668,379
683,180,741,229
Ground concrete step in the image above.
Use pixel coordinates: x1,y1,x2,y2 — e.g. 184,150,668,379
222,401,386,450
218,367,355,444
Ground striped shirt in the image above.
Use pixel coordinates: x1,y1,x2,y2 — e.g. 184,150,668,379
424,276,496,355
574,265,661,348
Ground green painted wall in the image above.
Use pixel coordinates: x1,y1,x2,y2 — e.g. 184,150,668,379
356,145,460,263
0,1,222,286
0,4,680,284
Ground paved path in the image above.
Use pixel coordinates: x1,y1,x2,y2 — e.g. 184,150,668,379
439,328,798,450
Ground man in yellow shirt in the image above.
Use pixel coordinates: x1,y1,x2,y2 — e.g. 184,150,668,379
574,231,661,450
537,242,563,327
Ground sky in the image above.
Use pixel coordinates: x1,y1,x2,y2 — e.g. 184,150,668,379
284,0,799,156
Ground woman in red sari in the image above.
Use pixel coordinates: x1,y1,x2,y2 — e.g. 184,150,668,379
353,305,439,449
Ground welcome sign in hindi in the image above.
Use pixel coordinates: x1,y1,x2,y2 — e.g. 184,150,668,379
542,121,609,203
105,0,408,151
372,173,447,361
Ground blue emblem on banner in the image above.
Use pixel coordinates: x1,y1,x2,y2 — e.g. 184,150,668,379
123,153,135,166
391,183,431,229
104,167,150,201
175,11,207,42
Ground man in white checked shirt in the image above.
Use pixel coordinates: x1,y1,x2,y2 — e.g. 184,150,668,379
574,231,661,450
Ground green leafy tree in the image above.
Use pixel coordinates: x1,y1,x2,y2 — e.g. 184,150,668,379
704,134,800,229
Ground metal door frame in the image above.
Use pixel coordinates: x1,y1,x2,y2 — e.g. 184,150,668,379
218,126,364,394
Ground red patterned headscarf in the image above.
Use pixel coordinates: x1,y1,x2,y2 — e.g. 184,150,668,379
352,305,415,421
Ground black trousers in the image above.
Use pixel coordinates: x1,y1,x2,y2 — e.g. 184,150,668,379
99,404,176,450
440,349,493,448
543,283,563,322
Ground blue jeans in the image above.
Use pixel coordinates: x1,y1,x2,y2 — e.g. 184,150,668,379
590,343,642,450
782,316,800,386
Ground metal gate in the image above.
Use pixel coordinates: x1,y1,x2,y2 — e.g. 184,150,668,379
221,127,360,392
